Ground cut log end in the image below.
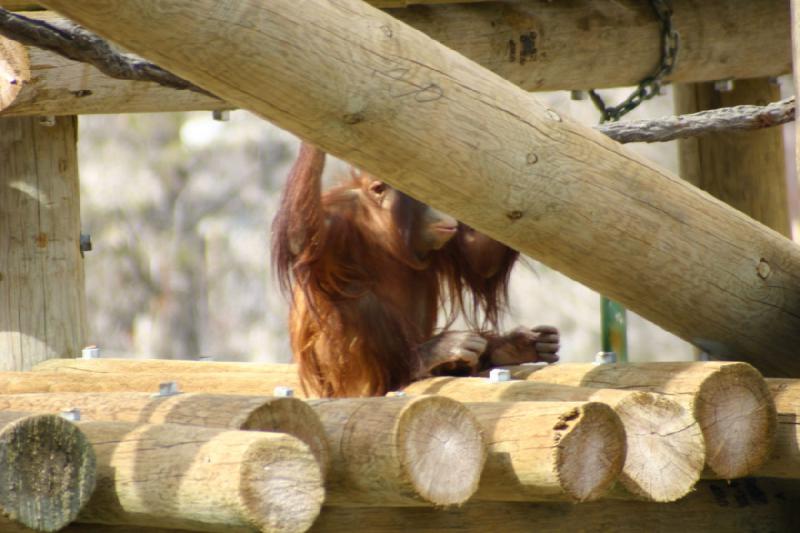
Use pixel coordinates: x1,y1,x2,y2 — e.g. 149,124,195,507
555,402,626,502
239,433,325,533
396,396,486,506
696,363,777,478
0,38,30,112
612,392,705,502
241,397,330,476
0,413,96,532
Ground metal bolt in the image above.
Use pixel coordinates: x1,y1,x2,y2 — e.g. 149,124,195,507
594,351,617,365
273,386,294,397
713,79,735,92
81,345,100,359
60,408,81,422
570,90,587,101
39,116,56,127
212,110,230,121
157,381,181,397
488,368,511,383
80,233,92,255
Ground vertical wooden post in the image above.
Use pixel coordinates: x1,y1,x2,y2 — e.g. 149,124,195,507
0,116,87,370
792,0,800,240
673,79,791,237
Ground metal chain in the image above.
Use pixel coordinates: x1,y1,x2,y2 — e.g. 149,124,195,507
588,0,680,123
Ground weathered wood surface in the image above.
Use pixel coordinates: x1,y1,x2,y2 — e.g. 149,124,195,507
406,377,704,502
2,1,794,116
308,396,485,506
37,0,800,376
0,412,95,532
33,357,299,377
675,78,791,236
793,0,800,237
76,421,324,533
464,401,625,502
0,370,304,395
45,480,800,533
0,12,227,116
511,362,777,479
0,116,86,369
756,378,800,478
308,479,800,532
0,391,330,475
388,0,791,90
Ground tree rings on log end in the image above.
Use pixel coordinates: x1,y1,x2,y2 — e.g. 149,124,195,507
0,412,96,532
395,395,486,505
696,363,777,479
240,396,330,477
0,38,29,113
239,432,325,533
612,391,705,502
555,402,626,502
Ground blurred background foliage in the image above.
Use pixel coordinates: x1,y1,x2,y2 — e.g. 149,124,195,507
77,83,797,363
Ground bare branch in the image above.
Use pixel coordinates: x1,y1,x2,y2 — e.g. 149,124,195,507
596,97,795,143
0,8,211,95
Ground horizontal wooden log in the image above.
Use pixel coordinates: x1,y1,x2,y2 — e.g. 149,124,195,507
0,13,227,116
307,479,800,532
755,378,800,478
3,1,793,116
308,396,485,506
0,391,329,475
76,421,324,533
0,31,26,111
465,401,625,502
0,370,304,395
389,0,791,90
0,412,95,532
47,480,800,533
512,362,777,479
405,377,704,502
33,357,299,377
38,0,800,377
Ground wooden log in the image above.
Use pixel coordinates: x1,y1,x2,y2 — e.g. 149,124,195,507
405,377,704,502
307,479,800,532
308,396,485,506
793,0,800,240
0,392,329,475
464,401,625,502
389,0,791,91
0,412,95,532
0,30,27,111
756,378,800,478
675,78,791,236
37,0,800,377
76,421,324,533
3,1,793,117
33,357,299,377
0,11,228,116
0,115,87,369
0,371,305,395
511,362,777,479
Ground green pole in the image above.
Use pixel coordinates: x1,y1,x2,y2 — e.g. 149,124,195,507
601,296,628,362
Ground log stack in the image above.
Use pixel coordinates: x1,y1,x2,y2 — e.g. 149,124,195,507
0,358,791,532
